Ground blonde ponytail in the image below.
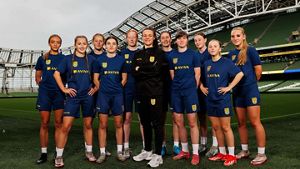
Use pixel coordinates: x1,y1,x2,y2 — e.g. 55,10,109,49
232,27,248,65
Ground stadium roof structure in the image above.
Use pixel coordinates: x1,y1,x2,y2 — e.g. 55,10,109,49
1,0,300,67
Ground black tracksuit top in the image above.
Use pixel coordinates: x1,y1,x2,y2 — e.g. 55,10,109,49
132,47,169,97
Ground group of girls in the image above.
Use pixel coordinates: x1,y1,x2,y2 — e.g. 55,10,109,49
35,26,267,168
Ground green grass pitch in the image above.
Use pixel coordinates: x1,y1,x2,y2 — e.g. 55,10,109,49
0,93,300,169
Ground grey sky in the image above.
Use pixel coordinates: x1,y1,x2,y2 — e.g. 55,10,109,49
0,0,151,50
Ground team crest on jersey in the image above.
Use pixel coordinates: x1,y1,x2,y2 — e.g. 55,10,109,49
224,108,230,115
46,59,51,65
102,62,107,68
150,99,156,106
192,104,197,112
173,58,178,64
149,56,155,63
251,97,257,104
231,55,236,61
207,66,211,72
124,54,129,59
72,61,78,67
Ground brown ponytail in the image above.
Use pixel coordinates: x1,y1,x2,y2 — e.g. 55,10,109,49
43,34,62,60
232,27,248,65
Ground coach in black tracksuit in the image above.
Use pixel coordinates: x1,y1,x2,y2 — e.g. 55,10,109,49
132,27,168,167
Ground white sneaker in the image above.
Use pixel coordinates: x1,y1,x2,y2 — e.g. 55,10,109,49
133,150,153,162
147,154,163,168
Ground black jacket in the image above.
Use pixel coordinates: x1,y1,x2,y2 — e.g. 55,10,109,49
132,47,169,97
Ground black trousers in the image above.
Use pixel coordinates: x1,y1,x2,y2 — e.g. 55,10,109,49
138,96,165,155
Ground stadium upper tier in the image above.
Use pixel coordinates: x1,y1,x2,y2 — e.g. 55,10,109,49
0,0,300,66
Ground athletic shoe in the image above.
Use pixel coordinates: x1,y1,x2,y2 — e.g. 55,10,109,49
251,153,267,166
147,154,163,168
191,154,200,165
124,148,131,159
96,153,106,164
236,150,250,159
173,145,181,155
205,146,218,158
133,150,153,162
85,152,96,162
106,150,111,156
199,144,207,154
161,145,167,157
36,153,47,164
116,151,126,161
208,153,226,161
224,155,237,166
173,151,190,160
54,156,64,168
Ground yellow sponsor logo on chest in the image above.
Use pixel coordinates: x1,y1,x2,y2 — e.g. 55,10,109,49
46,59,51,65
124,54,129,59
207,66,211,72
151,99,156,106
73,61,78,67
173,58,178,64
149,56,155,63
102,62,107,68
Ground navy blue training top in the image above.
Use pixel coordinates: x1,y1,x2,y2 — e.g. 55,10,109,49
57,54,95,96
120,48,138,88
227,46,261,86
35,53,65,90
203,57,241,104
93,54,126,95
168,48,201,90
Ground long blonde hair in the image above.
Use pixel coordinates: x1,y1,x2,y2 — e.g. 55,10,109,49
232,27,248,65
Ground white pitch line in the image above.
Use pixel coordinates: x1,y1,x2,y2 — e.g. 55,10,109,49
1,108,300,127
258,83,277,89
269,83,300,91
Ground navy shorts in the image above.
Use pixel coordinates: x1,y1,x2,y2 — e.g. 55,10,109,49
207,102,233,117
64,94,94,118
36,86,65,111
171,88,199,113
233,83,261,108
96,92,124,116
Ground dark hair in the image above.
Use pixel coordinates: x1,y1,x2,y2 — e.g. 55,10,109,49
105,35,119,46
194,32,207,39
175,31,188,40
43,34,62,60
142,27,158,48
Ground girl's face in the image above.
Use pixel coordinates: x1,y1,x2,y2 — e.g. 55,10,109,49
231,29,245,47
92,35,104,51
75,38,88,55
127,31,138,47
106,38,118,54
49,36,61,52
176,36,188,48
208,40,221,57
194,35,206,50
160,32,171,48
142,30,155,47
